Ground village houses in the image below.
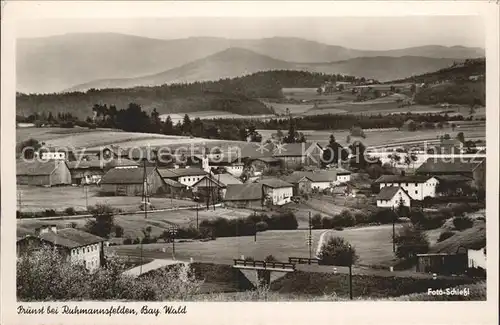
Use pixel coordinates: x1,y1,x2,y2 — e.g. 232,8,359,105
375,186,412,209
223,183,264,209
17,225,106,272
191,173,243,201
17,160,72,187
374,174,439,201
257,178,294,206
157,167,208,188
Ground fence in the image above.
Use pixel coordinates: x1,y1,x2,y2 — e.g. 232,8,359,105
288,257,320,265
233,259,296,271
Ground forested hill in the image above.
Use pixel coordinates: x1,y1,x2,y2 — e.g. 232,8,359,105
388,58,485,84
16,70,362,119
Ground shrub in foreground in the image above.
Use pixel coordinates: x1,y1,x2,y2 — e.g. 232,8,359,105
437,231,455,242
453,216,474,231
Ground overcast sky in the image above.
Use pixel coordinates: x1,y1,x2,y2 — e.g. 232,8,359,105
16,16,485,50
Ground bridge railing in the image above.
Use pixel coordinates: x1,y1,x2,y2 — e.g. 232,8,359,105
233,259,296,271
288,257,320,265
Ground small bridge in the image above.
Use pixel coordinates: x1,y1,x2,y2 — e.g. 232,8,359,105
233,259,295,286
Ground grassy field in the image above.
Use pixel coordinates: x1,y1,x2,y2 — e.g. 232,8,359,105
17,185,195,213
108,224,398,267
17,202,256,240
258,121,485,148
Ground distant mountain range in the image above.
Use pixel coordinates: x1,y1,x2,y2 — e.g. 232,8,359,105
17,33,485,94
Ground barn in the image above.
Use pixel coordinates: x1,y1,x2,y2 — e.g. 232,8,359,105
99,166,165,196
224,183,264,209
16,160,71,186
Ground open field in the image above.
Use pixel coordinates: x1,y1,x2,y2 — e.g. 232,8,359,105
17,185,194,213
108,224,399,267
258,121,485,148
17,202,256,240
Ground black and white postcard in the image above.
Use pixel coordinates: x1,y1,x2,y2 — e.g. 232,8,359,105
1,1,499,325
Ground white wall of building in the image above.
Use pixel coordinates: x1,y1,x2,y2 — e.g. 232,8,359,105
179,175,205,187
70,242,102,272
336,174,351,183
267,187,293,205
379,177,438,200
41,152,66,160
468,248,486,269
377,188,412,209
310,181,331,190
225,165,244,177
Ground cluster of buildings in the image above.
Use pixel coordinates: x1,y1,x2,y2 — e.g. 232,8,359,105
374,158,485,209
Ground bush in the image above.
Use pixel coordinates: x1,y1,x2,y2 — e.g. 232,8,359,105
437,231,455,242
311,213,323,229
133,238,141,245
123,238,132,245
354,211,370,224
264,255,278,262
333,226,344,231
64,207,76,215
321,216,334,229
255,221,269,232
114,225,124,238
332,210,356,227
43,209,57,217
394,224,430,260
317,236,359,266
371,209,396,224
410,210,447,230
453,216,474,231
450,203,473,216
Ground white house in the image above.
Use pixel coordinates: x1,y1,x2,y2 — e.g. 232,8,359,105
158,167,208,188
375,175,439,200
200,155,245,177
335,168,352,184
258,178,293,206
16,226,106,272
376,186,412,209
468,247,486,269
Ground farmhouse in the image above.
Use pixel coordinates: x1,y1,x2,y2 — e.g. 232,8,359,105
99,166,165,196
163,178,188,198
271,142,323,169
249,157,282,175
77,146,118,161
37,146,75,161
416,158,485,190
17,160,71,186
224,183,264,209
434,175,475,196
257,178,293,206
375,186,411,209
104,158,139,172
67,160,105,185
335,168,352,183
283,170,337,195
17,225,106,272
192,173,243,201
374,175,438,200
157,167,208,187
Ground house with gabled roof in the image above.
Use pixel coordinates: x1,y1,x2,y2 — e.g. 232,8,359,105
67,160,105,185
374,174,438,200
257,178,293,206
157,167,208,187
416,158,485,191
17,225,106,272
17,160,71,186
99,166,165,196
271,142,323,169
224,183,264,209
376,186,411,209
191,173,243,201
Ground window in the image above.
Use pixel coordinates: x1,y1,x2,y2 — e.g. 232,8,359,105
406,183,409,187
415,190,418,194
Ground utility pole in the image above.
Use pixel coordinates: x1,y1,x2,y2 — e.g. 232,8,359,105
143,160,148,219
348,244,353,300
140,240,143,276
196,205,199,230
308,211,312,259
254,210,257,242
84,185,88,209
169,226,178,259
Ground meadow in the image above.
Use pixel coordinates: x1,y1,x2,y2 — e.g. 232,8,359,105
108,224,399,267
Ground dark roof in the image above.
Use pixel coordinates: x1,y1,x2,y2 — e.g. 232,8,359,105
157,168,181,179
416,158,484,174
336,167,351,175
100,166,157,184
163,178,186,188
105,158,139,168
376,186,408,200
193,154,243,165
224,183,263,201
239,143,275,159
216,173,243,186
258,178,293,188
254,157,281,164
167,168,207,177
16,160,65,176
435,175,474,182
67,160,105,170
374,174,431,183
20,228,105,249
283,171,336,183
